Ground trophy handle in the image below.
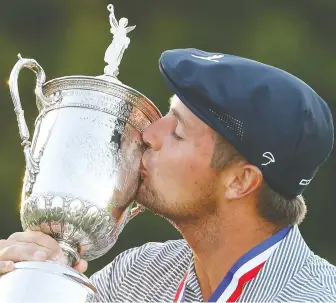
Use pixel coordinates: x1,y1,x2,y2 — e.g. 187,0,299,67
9,54,57,144
8,54,60,195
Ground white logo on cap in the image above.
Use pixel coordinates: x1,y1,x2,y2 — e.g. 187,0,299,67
299,179,312,186
191,54,224,62
261,152,275,166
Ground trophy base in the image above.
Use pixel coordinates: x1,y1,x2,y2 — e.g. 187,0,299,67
0,261,96,302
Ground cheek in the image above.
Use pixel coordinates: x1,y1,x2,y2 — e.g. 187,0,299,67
150,142,213,190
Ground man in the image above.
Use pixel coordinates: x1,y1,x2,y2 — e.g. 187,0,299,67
0,49,335,302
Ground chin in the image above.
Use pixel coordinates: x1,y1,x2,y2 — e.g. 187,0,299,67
135,181,156,207
135,182,168,215
135,180,191,221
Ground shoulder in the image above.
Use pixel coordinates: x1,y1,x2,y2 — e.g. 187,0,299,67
90,239,190,302
306,254,336,298
278,253,336,302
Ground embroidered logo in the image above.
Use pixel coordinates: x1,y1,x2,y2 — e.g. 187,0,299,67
261,152,275,166
299,179,312,186
191,54,224,62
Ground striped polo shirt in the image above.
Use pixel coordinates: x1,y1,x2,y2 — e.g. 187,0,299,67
90,226,336,302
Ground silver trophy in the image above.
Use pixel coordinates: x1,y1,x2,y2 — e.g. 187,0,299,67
0,4,161,302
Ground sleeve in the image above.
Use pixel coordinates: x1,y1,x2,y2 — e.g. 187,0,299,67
89,242,157,302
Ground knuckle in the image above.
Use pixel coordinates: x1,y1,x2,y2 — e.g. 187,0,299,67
30,233,46,245
7,232,22,241
0,261,14,274
30,231,58,247
0,245,17,260
0,239,9,249
0,244,31,262
0,264,8,274
3,245,19,255
43,237,61,251
31,230,46,238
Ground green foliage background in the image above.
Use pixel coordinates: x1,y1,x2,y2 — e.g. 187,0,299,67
0,0,335,277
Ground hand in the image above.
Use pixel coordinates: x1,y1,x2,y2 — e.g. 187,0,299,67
0,231,88,274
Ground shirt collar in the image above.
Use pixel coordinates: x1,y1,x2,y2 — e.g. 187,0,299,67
184,225,310,302
239,225,312,302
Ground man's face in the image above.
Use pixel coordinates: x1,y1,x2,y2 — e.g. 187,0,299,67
136,95,220,222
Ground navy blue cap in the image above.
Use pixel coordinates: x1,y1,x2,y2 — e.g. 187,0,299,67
159,48,334,199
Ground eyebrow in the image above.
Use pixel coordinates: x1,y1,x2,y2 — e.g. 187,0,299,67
168,96,189,128
171,108,189,128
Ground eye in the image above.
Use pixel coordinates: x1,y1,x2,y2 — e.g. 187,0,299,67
171,131,183,140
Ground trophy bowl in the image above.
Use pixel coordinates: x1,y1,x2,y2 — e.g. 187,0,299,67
18,73,161,264
0,4,162,302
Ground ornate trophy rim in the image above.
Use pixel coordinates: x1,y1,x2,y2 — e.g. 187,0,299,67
41,75,162,124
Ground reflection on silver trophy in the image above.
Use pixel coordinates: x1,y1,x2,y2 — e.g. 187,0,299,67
0,4,161,302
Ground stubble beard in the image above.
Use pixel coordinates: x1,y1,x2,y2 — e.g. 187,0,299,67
135,181,165,216
135,178,218,225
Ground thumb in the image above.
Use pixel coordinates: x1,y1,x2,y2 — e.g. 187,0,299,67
73,259,88,273
0,261,15,275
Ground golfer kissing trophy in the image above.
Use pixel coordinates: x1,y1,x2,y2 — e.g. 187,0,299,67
0,4,161,302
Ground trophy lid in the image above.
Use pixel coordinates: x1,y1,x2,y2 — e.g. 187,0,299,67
101,4,137,80
40,4,162,125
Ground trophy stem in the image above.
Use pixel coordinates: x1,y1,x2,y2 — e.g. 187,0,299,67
58,241,80,267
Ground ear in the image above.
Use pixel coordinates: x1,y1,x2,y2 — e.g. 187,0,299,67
222,164,263,200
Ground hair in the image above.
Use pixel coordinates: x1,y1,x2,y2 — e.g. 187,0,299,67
211,133,307,226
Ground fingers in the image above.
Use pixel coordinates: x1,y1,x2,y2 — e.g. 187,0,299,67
0,239,14,250
0,231,63,266
7,231,62,257
73,259,88,273
0,231,86,274
0,261,15,275
0,244,48,263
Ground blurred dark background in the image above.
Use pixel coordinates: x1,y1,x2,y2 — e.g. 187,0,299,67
0,0,335,277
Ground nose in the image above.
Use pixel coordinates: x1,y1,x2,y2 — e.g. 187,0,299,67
142,117,165,151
